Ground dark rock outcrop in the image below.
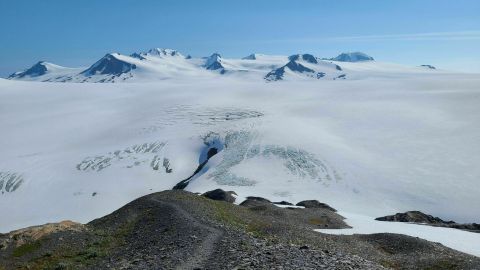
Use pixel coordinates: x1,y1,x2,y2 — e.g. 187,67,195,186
81,53,136,76
8,61,49,79
376,211,480,233
288,54,318,64
296,200,337,212
273,201,293,206
375,211,451,224
202,189,237,203
240,196,272,207
265,60,315,81
205,53,224,71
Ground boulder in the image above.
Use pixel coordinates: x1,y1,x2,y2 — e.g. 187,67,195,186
296,200,337,212
273,201,293,206
375,211,450,224
240,196,272,207
202,189,237,203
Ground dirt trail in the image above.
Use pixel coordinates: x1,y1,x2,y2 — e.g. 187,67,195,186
150,197,224,269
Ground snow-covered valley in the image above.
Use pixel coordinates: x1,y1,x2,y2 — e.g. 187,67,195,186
1,52,480,256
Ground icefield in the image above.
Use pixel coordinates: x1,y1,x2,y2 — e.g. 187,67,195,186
1,57,480,255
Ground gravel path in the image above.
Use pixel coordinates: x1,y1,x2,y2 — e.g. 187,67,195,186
150,197,224,270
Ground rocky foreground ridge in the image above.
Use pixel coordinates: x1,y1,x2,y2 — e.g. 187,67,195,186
1,190,479,269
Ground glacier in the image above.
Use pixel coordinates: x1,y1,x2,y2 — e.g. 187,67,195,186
1,51,479,256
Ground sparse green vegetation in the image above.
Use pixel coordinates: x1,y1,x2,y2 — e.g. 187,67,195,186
308,218,326,225
423,260,460,270
211,201,245,229
12,241,41,257
246,221,272,238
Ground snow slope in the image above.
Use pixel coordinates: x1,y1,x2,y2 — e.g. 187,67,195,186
317,212,480,257
1,64,479,256
7,61,83,82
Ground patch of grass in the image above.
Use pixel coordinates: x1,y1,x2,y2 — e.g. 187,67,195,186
423,260,460,270
23,218,138,269
12,241,41,257
211,201,246,229
308,218,326,225
246,221,272,238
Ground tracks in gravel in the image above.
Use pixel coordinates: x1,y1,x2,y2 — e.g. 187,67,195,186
150,197,224,270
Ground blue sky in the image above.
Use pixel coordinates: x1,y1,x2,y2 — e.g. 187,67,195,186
1,0,479,76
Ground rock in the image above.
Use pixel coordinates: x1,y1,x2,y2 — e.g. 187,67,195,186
245,196,271,203
202,189,237,203
240,196,272,207
375,211,449,224
450,223,480,232
273,201,293,206
375,211,480,233
296,200,337,212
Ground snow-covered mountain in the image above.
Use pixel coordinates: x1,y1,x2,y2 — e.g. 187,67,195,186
7,61,83,81
331,52,374,62
7,49,447,83
82,53,137,76
265,54,345,81
204,53,225,73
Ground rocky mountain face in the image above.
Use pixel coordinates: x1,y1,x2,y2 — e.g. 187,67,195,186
204,53,225,72
7,61,67,79
81,53,137,76
1,190,479,269
265,54,345,81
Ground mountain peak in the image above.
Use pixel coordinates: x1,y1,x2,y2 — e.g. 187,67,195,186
205,53,224,71
288,54,318,64
81,53,137,76
332,52,374,62
146,48,183,57
243,53,261,60
8,61,62,79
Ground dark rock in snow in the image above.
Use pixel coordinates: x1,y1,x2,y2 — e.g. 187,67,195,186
375,211,450,224
274,201,293,206
376,211,480,233
240,196,272,207
8,61,49,78
81,53,136,76
130,52,146,60
296,200,337,212
205,53,224,71
288,54,318,64
265,60,315,81
202,189,237,203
